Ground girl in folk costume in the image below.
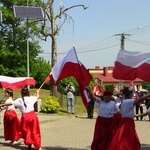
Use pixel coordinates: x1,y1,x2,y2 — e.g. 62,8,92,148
0,88,21,145
109,86,150,150
86,87,118,150
0,87,41,150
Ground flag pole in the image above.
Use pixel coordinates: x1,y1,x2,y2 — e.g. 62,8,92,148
34,81,45,96
38,81,45,90
38,72,53,91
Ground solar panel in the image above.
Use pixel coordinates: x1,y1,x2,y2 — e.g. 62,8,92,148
0,11,2,22
13,6,44,19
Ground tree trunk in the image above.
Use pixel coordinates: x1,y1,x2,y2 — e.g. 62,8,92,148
51,34,57,96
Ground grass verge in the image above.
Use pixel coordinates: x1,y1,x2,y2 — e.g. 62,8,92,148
0,88,88,116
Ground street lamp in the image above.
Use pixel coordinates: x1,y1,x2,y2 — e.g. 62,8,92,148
13,6,44,77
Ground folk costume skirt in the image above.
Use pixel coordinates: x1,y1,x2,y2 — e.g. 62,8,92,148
4,110,21,141
114,113,122,128
91,116,115,150
21,111,41,149
108,118,140,150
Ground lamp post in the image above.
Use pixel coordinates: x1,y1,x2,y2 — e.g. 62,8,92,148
26,18,29,77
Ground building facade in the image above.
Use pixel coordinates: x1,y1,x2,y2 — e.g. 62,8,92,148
89,66,143,91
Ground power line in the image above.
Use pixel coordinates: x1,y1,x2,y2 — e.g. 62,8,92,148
126,38,150,46
39,43,120,55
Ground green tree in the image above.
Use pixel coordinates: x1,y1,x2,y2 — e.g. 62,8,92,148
31,57,51,89
0,0,51,85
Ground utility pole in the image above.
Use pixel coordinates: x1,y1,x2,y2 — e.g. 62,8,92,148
114,33,131,90
114,33,131,50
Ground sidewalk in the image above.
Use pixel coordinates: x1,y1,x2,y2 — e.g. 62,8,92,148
0,110,149,150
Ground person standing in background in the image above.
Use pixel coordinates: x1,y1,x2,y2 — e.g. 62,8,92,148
135,85,144,121
0,88,21,145
86,87,95,119
65,82,75,114
144,94,150,121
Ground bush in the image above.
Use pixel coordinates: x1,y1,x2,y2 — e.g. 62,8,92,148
41,96,61,113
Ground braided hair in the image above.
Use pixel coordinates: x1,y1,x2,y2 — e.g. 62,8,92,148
21,86,30,108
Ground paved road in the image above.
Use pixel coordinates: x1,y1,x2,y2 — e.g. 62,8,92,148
0,110,149,150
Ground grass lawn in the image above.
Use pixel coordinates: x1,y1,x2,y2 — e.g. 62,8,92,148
0,88,88,116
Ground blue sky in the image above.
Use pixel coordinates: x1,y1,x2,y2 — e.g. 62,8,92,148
39,0,150,69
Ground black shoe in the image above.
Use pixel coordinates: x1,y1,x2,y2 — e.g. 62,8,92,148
87,115,93,119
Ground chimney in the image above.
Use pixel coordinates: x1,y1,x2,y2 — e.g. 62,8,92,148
95,66,100,69
103,67,108,76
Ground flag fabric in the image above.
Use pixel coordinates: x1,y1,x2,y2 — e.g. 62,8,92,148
113,49,150,81
0,75,35,89
92,83,103,96
52,47,80,84
52,47,93,107
77,79,91,107
52,47,92,86
76,62,93,107
44,72,52,83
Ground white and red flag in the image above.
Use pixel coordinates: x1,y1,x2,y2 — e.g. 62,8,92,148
113,49,150,81
0,75,35,89
92,83,103,96
52,47,93,107
44,72,52,83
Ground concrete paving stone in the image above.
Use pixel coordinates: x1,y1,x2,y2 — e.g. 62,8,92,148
0,108,149,150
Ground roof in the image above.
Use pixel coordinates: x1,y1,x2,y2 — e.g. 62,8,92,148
94,72,143,83
89,66,143,83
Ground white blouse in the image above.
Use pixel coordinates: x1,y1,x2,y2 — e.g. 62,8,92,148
120,99,135,118
5,98,15,111
95,97,117,118
12,96,37,114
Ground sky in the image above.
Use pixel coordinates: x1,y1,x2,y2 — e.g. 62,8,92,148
39,0,150,69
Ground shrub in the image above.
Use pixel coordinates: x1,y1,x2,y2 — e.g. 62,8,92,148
41,96,61,113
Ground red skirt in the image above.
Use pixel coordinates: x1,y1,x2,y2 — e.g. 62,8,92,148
4,110,21,141
21,111,41,149
108,118,140,150
114,113,122,129
91,116,115,150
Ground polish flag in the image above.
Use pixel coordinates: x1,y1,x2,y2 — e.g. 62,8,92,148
92,83,103,96
52,47,92,86
0,75,35,89
113,49,150,81
44,72,52,83
77,79,91,107
52,47,93,106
